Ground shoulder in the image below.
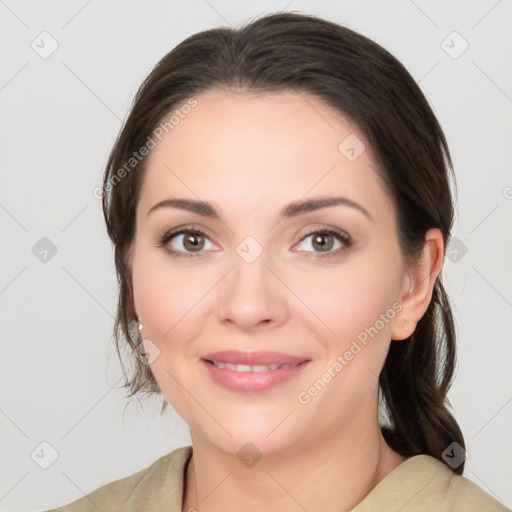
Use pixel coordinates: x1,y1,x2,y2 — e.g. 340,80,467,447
441,467,508,511
355,454,508,511
45,445,192,512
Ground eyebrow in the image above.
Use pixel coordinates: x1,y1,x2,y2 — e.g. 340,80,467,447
147,196,373,222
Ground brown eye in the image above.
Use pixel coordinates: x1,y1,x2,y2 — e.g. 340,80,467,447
179,232,205,252
157,227,214,258
310,233,335,252
296,228,353,259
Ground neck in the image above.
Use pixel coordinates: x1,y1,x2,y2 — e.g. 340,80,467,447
182,406,406,512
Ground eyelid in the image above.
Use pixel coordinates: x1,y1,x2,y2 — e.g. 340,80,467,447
298,225,352,243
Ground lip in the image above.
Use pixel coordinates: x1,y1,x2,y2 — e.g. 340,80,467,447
202,350,307,366
200,350,310,393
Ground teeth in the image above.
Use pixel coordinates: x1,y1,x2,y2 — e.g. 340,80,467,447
211,362,297,372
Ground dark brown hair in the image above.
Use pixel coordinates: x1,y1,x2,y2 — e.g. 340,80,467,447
102,12,465,473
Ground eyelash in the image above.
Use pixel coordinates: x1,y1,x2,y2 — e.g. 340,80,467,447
156,225,353,260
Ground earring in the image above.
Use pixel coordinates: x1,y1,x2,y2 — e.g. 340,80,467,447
136,317,143,330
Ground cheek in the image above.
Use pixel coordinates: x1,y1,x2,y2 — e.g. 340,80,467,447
291,255,403,347
132,254,172,335
293,258,402,423
131,254,209,421
131,248,215,347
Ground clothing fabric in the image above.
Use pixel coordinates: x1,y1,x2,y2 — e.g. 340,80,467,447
46,445,508,511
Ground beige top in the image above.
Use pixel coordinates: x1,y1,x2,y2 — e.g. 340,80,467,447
46,445,508,511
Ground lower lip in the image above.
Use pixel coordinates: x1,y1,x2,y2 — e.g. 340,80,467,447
200,359,309,393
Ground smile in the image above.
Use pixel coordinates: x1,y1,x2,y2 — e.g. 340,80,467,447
200,351,310,393
208,361,301,372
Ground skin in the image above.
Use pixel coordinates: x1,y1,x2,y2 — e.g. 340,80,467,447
128,89,444,512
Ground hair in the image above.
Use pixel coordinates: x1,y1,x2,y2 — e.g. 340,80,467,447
102,12,465,474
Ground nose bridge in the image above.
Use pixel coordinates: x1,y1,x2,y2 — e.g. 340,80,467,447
216,235,286,330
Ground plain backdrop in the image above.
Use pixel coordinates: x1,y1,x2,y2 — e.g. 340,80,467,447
0,1,511,510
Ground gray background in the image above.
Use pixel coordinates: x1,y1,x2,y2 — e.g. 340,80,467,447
1,1,511,510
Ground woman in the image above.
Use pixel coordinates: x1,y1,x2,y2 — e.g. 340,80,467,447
48,11,506,512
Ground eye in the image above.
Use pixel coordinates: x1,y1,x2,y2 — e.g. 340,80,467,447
156,225,353,260
295,228,352,259
156,226,215,258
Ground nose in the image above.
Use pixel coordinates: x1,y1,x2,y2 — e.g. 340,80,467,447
216,246,288,333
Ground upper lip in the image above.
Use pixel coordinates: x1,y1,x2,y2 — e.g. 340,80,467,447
201,350,309,366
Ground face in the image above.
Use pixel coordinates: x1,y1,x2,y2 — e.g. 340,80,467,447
129,89,411,457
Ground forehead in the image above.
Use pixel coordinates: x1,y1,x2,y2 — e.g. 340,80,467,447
138,89,392,221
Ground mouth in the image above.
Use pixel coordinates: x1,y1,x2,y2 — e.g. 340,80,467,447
200,350,310,393
206,361,302,372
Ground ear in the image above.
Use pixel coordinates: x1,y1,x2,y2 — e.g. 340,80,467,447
391,228,444,341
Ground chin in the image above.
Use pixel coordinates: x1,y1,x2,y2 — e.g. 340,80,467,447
189,402,311,460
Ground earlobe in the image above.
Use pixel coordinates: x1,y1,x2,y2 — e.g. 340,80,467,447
402,318,416,334
390,228,444,341
391,317,417,341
